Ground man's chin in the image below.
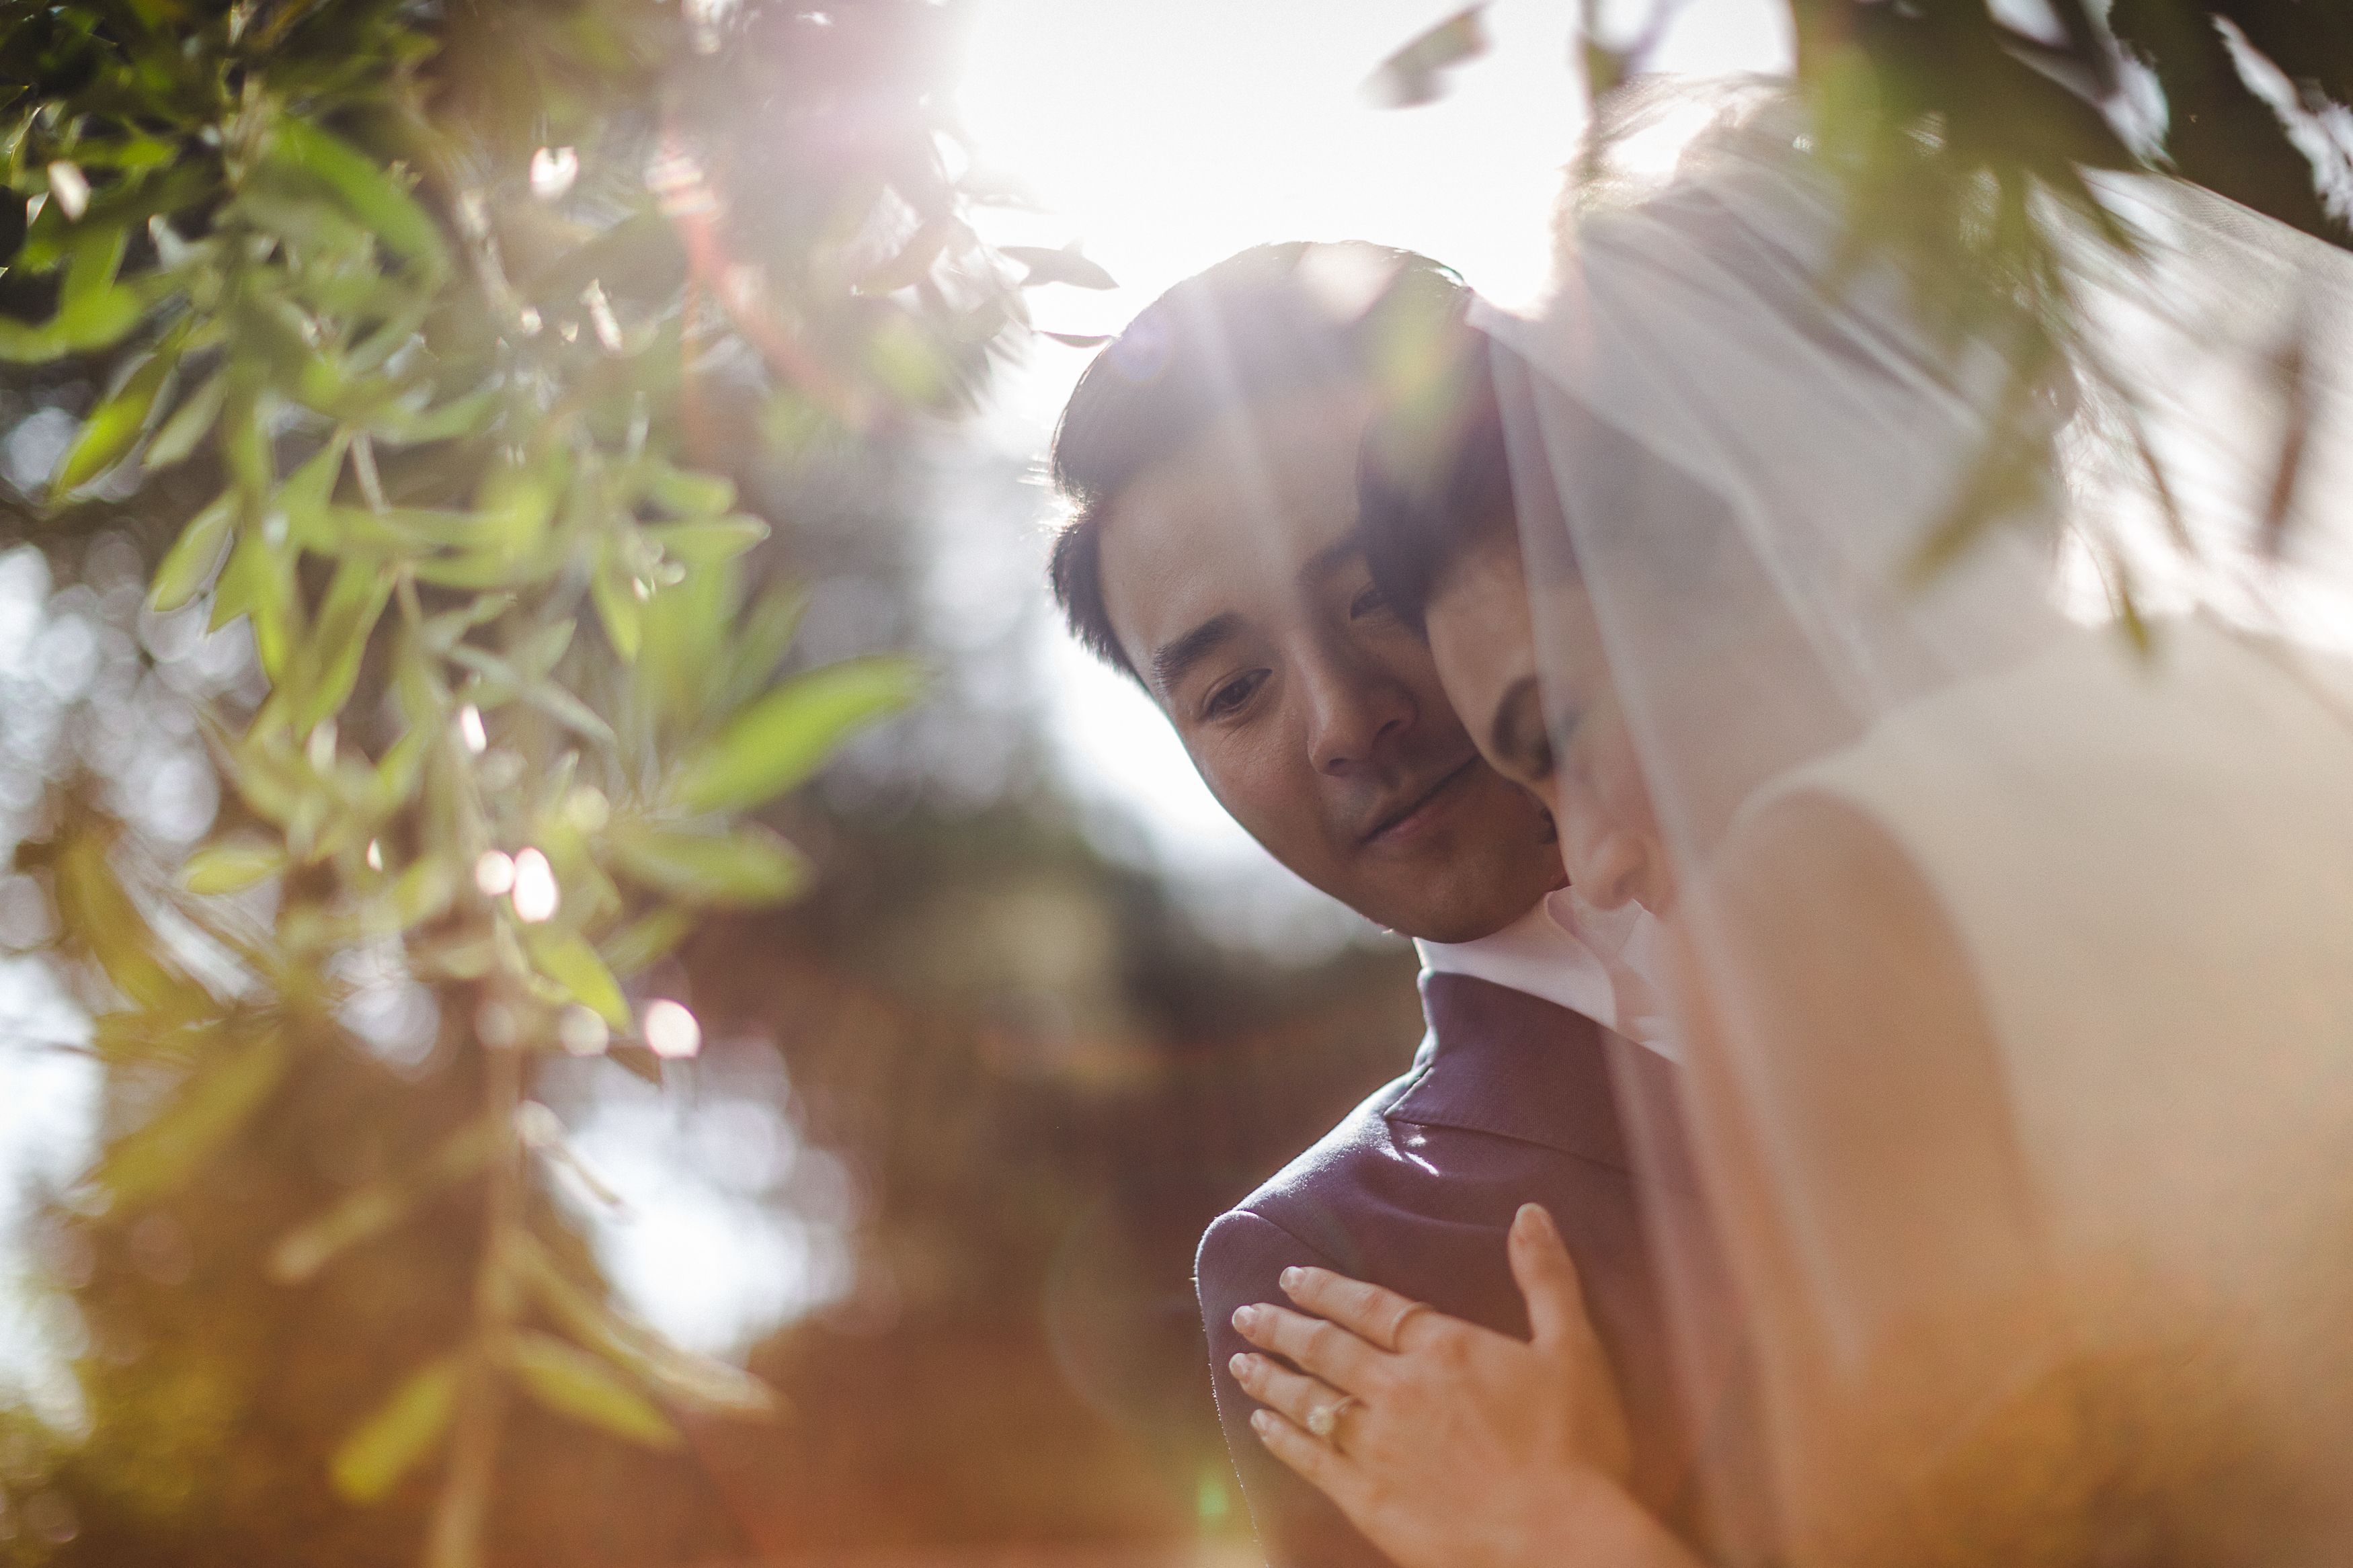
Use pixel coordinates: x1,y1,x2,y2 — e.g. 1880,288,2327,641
1349,807,1557,936
1361,868,1560,946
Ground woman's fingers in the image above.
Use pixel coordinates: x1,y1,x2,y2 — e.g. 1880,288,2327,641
1508,1204,1591,1352
1231,1350,1345,1430
1233,1299,1382,1390
1250,1407,1354,1498
1279,1264,1428,1350
1510,1203,1636,1484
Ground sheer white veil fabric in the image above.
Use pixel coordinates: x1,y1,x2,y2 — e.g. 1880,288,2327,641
1481,80,2353,1565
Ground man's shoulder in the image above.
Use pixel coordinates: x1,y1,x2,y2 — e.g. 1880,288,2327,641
1242,1055,1429,1211
1192,1059,1418,1331
1197,995,1638,1296
1197,1058,1428,1274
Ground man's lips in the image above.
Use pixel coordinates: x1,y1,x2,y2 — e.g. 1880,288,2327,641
1359,757,1480,845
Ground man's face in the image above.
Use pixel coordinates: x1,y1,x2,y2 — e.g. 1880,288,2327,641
1423,528,1675,915
1096,387,1564,944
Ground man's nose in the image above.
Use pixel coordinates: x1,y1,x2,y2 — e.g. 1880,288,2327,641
1300,643,1414,776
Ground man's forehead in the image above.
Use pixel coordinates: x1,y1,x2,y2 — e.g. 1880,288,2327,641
1105,390,1372,571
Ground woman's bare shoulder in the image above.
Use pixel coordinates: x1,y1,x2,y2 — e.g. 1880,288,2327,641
1677,784,2038,1352
1708,788,1958,979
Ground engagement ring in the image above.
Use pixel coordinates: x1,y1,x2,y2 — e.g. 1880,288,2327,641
1305,1395,1360,1441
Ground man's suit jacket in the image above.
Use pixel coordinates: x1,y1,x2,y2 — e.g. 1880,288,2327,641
1196,971,1716,1568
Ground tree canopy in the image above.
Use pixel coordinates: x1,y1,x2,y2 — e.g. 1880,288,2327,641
0,2,1040,1563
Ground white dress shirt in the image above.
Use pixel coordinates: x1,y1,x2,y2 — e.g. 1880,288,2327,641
1414,889,1679,1059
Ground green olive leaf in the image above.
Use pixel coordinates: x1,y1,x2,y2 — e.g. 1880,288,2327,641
145,368,228,470
647,516,768,565
149,492,235,612
605,822,809,907
54,343,178,493
590,556,643,664
270,1116,503,1285
180,837,286,895
330,1355,460,1503
641,462,735,518
86,1028,293,1211
671,655,926,815
505,1330,682,1450
288,556,393,733
598,907,694,980
270,117,449,274
522,927,629,1029
510,1233,776,1419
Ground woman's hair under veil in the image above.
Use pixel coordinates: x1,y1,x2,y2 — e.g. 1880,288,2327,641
1486,77,2353,1567
1356,323,1528,632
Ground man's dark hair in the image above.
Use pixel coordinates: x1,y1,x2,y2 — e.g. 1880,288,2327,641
1047,241,1468,682
1355,325,1519,635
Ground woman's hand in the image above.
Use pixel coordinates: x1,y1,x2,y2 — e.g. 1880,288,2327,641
1230,1203,1696,1568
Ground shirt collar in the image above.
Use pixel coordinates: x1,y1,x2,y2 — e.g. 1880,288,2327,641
1414,890,1679,1059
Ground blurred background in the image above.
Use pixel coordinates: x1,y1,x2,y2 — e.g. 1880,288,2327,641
20,0,2344,1563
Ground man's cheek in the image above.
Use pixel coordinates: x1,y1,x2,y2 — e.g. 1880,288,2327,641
1193,739,1282,841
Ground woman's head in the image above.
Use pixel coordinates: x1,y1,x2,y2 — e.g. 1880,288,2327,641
1357,88,2084,919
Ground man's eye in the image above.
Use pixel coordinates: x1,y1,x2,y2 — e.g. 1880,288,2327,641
1349,585,1390,619
1204,671,1265,718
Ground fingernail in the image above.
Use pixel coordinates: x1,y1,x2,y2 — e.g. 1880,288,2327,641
1250,1409,1274,1434
1279,1267,1302,1290
1515,1202,1552,1238
1232,1305,1257,1331
1230,1352,1251,1378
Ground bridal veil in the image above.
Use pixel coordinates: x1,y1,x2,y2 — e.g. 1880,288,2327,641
1480,80,2353,1565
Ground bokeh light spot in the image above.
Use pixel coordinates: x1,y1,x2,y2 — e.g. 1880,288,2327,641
643,999,701,1059
510,848,559,923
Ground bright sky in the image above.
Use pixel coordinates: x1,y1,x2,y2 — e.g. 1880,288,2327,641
955,0,1791,914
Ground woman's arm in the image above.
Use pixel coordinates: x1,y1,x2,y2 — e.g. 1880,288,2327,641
1679,792,2050,1555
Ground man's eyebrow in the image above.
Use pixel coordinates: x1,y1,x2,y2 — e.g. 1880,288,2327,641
1489,675,1545,761
1150,612,1243,696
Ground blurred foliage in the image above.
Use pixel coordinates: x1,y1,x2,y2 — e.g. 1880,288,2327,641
1768,0,2352,621
1375,1,2353,631
1557,1,2353,255
0,0,1070,1563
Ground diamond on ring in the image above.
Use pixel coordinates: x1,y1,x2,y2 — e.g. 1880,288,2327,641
1306,1396,1356,1439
